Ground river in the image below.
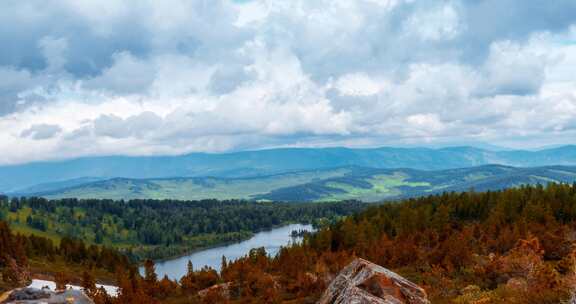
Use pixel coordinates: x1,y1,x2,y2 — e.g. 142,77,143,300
141,223,313,280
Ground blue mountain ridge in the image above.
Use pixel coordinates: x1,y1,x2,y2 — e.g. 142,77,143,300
1,145,575,193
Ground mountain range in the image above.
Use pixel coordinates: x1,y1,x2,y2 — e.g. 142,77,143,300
12,164,576,202
2,145,576,194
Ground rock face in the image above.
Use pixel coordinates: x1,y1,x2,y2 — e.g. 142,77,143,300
3,288,94,304
318,258,430,304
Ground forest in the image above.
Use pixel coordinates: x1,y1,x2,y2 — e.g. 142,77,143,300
0,197,364,260
107,183,576,303
4,184,576,303
0,220,132,292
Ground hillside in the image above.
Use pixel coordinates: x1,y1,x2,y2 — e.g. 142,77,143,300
5,185,576,303
37,183,574,304
20,165,576,202
0,198,363,260
2,145,576,193
0,221,132,294
192,183,576,303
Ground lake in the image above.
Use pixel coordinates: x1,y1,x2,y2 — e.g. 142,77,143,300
142,223,313,280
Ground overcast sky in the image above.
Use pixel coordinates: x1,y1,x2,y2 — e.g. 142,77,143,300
1,0,576,165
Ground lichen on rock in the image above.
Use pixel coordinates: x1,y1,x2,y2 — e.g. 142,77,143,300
318,258,430,304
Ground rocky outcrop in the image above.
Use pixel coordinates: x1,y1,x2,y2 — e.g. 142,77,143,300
318,258,430,304
2,287,94,304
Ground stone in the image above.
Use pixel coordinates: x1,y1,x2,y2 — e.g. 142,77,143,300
5,288,51,301
3,288,94,304
318,258,430,304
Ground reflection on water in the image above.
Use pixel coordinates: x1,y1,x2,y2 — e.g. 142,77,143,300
140,223,313,280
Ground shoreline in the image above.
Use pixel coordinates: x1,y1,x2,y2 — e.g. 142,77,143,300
140,222,314,267
142,232,255,265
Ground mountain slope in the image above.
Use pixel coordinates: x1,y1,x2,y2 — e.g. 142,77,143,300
25,168,352,201
11,177,105,194
2,145,576,193
20,165,576,202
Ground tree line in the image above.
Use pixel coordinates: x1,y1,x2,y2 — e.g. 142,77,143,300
122,183,576,303
7,184,576,303
0,197,365,260
0,220,132,292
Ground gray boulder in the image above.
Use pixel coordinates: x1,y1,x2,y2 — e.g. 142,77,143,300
318,258,430,304
4,288,94,304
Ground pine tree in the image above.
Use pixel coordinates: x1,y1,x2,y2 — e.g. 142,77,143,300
144,259,158,285
187,260,194,275
221,256,228,273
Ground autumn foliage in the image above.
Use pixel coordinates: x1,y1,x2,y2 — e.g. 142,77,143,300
0,220,132,293
5,183,576,303
111,184,576,303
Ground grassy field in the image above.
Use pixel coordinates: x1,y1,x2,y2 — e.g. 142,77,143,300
10,223,63,244
43,168,352,200
321,173,430,201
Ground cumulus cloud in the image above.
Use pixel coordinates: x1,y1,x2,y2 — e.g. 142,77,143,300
0,0,575,164
21,124,62,140
332,73,388,97
93,112,164,139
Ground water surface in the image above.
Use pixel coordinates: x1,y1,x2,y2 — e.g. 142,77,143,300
143,223,312,280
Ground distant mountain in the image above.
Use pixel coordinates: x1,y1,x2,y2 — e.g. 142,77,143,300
17,165,576,202
1,145,576,193
10,177,106,194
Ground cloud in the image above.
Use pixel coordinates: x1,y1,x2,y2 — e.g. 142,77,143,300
38,36,68,72
0,0,575,164
402,3,463,42
93,112,164,139
480,40,548,96
332,73,388,97
83,52,156,94
20,123,62,140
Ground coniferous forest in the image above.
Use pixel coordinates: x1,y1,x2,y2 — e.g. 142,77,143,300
0,197,364,260
0,220,132,292
4,184,576,303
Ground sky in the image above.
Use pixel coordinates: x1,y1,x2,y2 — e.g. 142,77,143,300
1,0,576,165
